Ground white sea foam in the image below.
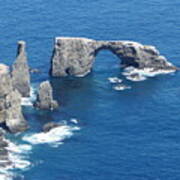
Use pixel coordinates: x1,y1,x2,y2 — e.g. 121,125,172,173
22,125,80,146
0,121,80,179
21,86,36,106
6,141,32,170
70,118,79,124
122,66,175,82
0,139,32,180
108,77,122,83
113,84,131,91
0,173,13,180
126,74,147,82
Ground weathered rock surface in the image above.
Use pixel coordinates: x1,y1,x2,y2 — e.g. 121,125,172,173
5,89,28,133
50,37,176,77
12,41,31,97
34,81,58,110
43,122,62,132
0,65,12,97
0,65,28,133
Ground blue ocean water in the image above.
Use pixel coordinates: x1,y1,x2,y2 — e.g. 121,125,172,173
0,0,180,179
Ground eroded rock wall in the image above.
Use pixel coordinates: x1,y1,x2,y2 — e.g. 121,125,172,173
0,64,28,133
50,37,176,77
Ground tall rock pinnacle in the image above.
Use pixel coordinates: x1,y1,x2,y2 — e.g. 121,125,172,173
12,41,31,97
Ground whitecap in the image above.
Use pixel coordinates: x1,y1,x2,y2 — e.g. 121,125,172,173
70,118,79,124
21,86,36,106
126,74,147,82
108,77,122,83
113,84,131,91
122,66,175,82
22,125,80,146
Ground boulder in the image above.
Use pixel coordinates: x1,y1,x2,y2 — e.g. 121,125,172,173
34,81,58,110
43,122,62,132
29,68,40,73
12,41,31,97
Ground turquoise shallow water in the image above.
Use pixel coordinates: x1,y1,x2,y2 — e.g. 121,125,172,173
0,0,180,179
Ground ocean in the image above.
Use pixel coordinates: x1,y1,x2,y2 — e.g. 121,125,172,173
0,0,180,179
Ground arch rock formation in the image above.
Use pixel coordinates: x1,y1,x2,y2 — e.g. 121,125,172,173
50,37,176,77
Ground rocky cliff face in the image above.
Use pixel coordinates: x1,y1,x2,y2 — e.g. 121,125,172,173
34,81,58,110
12,41,31,97
0,64,28,133
50,37,176,77
5,89,28,133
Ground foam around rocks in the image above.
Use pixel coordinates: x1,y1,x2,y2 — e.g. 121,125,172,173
123,66,176,82
22,124,80,146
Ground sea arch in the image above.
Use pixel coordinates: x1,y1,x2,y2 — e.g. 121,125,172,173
50,37,176,77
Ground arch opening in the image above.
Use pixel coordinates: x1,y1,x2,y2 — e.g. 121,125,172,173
92,48,122,76
94,46,140,69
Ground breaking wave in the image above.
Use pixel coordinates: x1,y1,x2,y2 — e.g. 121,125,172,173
122,66,175,82
113,84,131,91
0,119,80,179
22,123,80,147
0,139,32,180
108,77,122,83
108,76,131,91
21,86,36,106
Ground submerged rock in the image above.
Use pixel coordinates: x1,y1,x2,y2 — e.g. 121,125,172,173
34,81,58,110
12,41,31,97
29,68,40,73
43,122,62,132
50,37,176,77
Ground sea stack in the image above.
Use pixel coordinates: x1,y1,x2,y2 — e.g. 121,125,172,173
5,89,29,133
34,81,59,110
12,41,31,97
0,64,28,133
50,37,176,77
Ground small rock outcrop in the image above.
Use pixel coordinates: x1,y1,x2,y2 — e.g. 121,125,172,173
43,122,62,132
34,81,58,110
12,41,31,97
0,64,28,133
50,37,176,77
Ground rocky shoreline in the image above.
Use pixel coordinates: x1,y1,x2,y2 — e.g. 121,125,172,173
0,129,11,169
0,37,177,170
